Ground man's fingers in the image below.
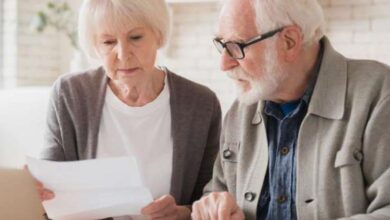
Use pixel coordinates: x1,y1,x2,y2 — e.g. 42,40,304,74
217,205,231,220
191,200,209,220
192,201,205,220
192,192,242,220
231,209,245,220
207,196,219,220
217,192,236,220
208,206,218,220
201,196,214,220
199,204,210,220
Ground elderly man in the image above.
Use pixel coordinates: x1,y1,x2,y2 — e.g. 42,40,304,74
191,0,390,219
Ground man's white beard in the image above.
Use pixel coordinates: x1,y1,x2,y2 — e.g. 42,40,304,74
227,42,285,105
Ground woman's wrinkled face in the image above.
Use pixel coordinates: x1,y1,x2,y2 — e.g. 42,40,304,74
95,23,160,85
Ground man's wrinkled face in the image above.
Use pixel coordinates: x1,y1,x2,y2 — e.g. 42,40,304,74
225,44,285,105
216,0,286,104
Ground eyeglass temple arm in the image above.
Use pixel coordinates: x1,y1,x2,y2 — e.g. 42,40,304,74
244,27,284,47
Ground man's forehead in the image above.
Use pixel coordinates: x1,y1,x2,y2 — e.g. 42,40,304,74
215,0,258,40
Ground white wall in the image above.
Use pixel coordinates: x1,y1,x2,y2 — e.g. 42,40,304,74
0,87,49,168
159,3,235,113
1,0,18,88
157,2,236,113
322,0,390,63
1,0,63,88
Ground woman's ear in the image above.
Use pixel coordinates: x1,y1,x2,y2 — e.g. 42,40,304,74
278,26,303,63
156,32,164,48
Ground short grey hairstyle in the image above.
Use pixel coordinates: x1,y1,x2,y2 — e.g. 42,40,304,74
78,0,171,59
250,0,326,47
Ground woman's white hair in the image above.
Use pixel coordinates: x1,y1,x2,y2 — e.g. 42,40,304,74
78,0,171,59
250,0,326,47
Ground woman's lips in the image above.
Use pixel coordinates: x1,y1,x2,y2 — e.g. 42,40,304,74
117,67,139,75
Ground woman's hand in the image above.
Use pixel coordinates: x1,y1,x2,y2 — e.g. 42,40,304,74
141,194,191,220
24,165,55,202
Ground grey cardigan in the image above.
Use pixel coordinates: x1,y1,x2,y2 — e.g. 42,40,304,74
204,37,390,219
42,67,221,207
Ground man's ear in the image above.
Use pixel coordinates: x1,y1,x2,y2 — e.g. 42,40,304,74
278,26,303,62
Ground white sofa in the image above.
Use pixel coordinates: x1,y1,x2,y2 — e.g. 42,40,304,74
0,87,50,168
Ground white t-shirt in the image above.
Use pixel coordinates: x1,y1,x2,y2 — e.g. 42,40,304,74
96,74,173,220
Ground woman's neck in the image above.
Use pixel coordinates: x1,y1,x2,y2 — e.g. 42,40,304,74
109,68,165,107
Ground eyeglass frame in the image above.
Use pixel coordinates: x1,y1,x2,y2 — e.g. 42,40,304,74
213,27,284,60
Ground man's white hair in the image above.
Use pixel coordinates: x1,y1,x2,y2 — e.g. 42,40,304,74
78,0,171,59
250,0,326,47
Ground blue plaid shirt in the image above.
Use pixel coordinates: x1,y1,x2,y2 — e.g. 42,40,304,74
257,43,323,220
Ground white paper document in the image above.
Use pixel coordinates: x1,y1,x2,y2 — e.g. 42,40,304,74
26,157,153,220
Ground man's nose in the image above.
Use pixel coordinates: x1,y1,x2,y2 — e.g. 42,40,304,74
220,50,239,71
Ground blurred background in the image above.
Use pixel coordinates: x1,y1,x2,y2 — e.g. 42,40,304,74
0,0,390,167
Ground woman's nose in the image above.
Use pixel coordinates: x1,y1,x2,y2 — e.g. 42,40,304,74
117,42,132,61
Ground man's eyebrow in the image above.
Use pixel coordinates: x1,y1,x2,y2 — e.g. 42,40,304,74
214,33,249,43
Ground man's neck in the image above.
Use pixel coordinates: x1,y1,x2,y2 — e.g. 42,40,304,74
271,42,321,104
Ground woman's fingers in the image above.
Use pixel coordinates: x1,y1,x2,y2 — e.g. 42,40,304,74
41,189,55,201
142,195,174,215
25,165,55,201
142,195,192,220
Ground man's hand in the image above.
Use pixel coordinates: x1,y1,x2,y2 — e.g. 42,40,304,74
141,194,191,220
191,192,245,220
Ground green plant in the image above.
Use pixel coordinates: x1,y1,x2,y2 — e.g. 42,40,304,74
30,1,78,49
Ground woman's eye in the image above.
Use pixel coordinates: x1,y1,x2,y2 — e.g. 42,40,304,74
130,35,143,41
103,40,116,45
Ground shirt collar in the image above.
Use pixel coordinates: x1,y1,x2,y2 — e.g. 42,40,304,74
301,40,324,104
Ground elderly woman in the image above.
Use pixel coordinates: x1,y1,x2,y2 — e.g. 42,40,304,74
37,0,221,219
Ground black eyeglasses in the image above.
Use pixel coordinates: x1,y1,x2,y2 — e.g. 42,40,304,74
213,27,284,60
